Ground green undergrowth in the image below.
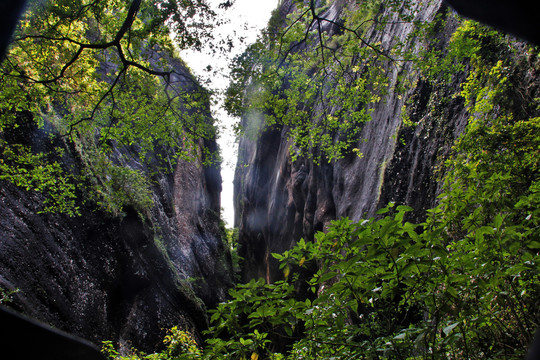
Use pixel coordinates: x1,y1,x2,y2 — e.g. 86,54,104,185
103,199,540,359
102,327,202,360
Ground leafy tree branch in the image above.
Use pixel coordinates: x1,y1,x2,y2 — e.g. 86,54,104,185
0,0,224,215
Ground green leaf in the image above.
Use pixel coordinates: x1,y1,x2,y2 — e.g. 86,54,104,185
447,287,459,298
319,271,338,283
349,299,359,313
494,214,504,229
443,322,460,336
376,207,390,215
527,241,540,249
284,327,293,337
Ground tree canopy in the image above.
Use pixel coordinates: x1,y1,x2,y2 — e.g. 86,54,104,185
225,0,442,163
0,0,230,215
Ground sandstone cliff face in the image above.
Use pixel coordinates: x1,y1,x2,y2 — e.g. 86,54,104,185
234,0,470,282
0,60,231,351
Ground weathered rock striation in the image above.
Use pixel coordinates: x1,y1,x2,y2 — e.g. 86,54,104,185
0,56,231,351
234,0,470,282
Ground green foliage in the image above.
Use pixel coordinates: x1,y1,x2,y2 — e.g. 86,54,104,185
224,227,242,279
412,17,512,90
0,142,79,215
0,0,219,216
102,327,201,360
0,287,19,304
162,326,202,359
225,0,408,163
76,141,153,217
205,193,539,359
204,278,298,358
439,16,540,241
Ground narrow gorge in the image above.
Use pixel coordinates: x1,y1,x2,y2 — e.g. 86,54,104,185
1,0,539,359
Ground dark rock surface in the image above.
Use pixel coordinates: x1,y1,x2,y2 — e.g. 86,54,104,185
444,0,540,46
0,143,230,352
234,0,470,282
0,66,231,352
1,305,106,360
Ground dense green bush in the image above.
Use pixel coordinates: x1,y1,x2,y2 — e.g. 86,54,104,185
203,169,540,359
102,327,202,360
114,185,538,358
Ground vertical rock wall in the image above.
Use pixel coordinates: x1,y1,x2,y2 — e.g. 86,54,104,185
0,63,231,351
234,0,470,282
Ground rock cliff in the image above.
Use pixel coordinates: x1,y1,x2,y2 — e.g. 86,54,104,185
234,0,470,282
0,56,232,351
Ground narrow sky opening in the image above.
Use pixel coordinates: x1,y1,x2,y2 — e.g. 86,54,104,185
180,0,279,227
